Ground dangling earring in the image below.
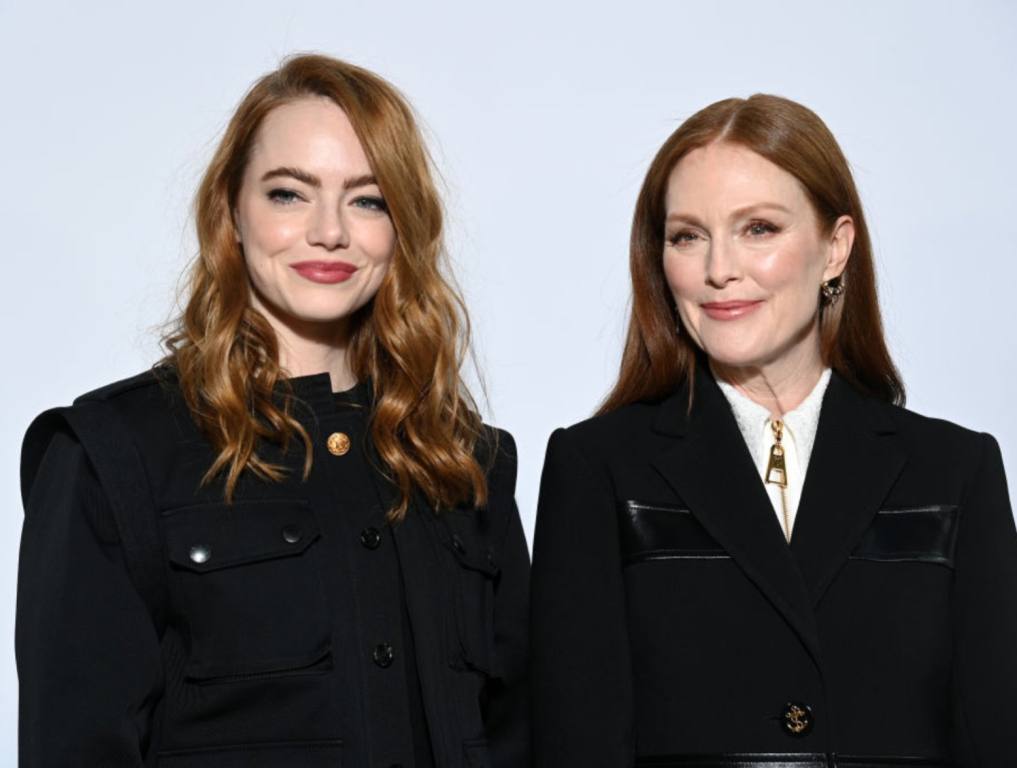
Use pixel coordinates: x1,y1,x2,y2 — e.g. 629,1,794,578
821,277,845,306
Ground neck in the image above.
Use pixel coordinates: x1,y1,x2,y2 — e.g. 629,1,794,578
251,294,357,393
710,336,825,419
278,332,357,392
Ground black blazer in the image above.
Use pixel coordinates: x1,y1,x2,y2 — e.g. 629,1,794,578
531,368,1017,767
17,369,530,768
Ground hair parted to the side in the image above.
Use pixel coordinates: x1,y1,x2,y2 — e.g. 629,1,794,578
598,93,904,415
162,53,488,519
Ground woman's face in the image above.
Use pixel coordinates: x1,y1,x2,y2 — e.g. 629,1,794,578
662,141,852,374
234,96,396,331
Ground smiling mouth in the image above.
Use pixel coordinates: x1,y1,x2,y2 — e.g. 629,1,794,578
700,300,763,320
290,261,358,284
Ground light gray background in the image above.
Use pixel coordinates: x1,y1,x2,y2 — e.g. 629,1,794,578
2,0,1015,760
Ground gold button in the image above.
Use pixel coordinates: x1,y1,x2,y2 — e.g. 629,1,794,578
326,432,351,456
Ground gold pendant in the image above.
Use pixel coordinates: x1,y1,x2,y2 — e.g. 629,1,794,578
766,419,787,487
765,443,787,487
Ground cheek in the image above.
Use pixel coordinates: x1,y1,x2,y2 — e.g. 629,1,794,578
751,240,826,308
359,222,397,270
237,199,302,256
662,252,706,338
662,251,699,301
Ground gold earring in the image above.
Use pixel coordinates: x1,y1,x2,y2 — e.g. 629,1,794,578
821,277,844,305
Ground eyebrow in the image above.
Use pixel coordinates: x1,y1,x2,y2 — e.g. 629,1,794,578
260,167,379,191
665,202,793,225
261,167,321,186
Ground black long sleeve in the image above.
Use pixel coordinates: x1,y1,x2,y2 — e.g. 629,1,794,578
484,431,532,768
17,430,163,766
530,427,634,768
950,433,1017,765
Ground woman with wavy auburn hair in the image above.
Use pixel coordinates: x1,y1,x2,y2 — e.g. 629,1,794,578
18,54,529,767
531,94,1016,766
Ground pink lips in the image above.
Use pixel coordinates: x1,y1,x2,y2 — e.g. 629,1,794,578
700,300,763,321
290,260,358,284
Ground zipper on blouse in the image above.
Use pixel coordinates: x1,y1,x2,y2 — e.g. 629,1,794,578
765,419,792,542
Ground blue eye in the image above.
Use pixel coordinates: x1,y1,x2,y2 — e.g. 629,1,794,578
747,220,779,236
668,230,700,247
267,188,301,205
353,195,388,213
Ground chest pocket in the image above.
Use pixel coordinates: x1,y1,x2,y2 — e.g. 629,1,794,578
162,499,331,682
850,504,961,567
440,515,500,678
618,500,729,564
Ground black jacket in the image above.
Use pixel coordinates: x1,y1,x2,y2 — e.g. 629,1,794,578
17,369,530,768
530,368,1017,767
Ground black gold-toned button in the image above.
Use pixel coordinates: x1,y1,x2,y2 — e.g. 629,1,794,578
188,545,211,564
372,642,395,668
782,701,813,737
360,527,382,550
282,525,302,544
326,432,351,456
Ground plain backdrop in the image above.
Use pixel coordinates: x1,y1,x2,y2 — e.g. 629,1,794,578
2,0,1015,760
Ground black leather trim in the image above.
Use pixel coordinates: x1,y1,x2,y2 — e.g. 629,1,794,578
635,754,952,767
849,504,960,568
619,500,729,564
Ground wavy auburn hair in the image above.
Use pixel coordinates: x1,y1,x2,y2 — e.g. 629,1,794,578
599,94,904,415
162,54,487,518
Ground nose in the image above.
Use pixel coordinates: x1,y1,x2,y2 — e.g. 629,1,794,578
307,205,350,250
704,236,741,288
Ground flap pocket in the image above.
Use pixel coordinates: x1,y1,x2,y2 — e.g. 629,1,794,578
619,500,728,564
158,739,342,767
850,504,961,567
439,518,500,677
448,531,500,577
165,499,320,572
160,499,331,682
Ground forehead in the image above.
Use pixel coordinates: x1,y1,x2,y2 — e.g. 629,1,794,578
666,141,808,211
246,96,372,175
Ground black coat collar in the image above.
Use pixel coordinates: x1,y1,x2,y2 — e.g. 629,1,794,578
648,366,905,664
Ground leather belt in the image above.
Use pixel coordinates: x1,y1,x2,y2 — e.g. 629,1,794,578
635,755,953,768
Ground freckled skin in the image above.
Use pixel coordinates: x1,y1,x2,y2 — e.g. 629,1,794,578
662,142,853,387
234,97,396,336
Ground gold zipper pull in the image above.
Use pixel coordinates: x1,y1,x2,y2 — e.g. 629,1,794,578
765,419,787,488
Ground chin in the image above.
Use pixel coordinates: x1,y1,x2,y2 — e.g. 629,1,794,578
696,335,772,370
290,305,362,325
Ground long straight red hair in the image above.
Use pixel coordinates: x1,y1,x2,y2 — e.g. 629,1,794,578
599,94,904,415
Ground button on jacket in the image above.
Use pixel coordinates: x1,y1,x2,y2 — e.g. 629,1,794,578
531,367,1017,767
17,369,530,767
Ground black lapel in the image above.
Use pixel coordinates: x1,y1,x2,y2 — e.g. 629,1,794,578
649,368,823,666
790,373,906,605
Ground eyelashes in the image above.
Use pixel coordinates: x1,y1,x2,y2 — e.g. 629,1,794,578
351,195,388,213
746,220,779,237
267,188,301,205
666,219,781,247
265,188,388,214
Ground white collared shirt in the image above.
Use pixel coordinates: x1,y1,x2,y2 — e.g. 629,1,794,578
715,369,832,540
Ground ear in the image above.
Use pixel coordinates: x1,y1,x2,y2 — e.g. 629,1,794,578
822,214,854,282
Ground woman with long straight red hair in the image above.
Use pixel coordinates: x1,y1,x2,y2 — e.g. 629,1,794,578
17,54,529,767
531,95,1017,766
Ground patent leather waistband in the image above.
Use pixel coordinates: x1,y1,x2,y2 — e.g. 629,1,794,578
635,755,952,768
